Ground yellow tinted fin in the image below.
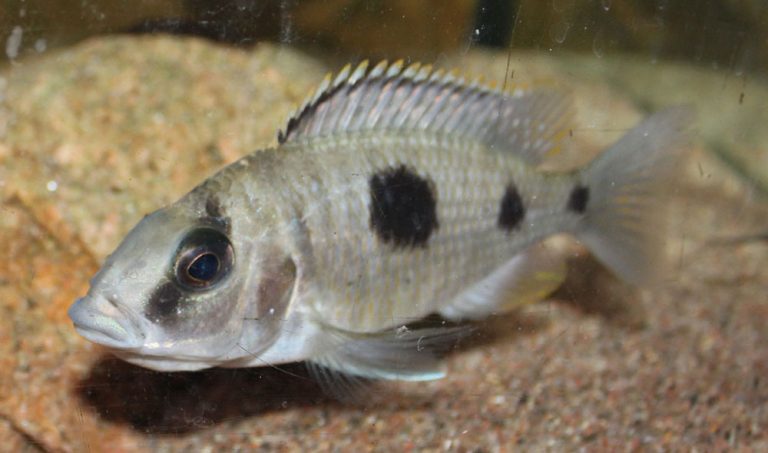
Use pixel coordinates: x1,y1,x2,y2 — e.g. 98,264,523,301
440,244,567,321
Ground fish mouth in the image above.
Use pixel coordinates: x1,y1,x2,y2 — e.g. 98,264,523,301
68,295,144,350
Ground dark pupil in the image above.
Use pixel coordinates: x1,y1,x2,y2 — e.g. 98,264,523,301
187,253,220,282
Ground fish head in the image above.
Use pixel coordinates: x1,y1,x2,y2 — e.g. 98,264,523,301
68,195,295,371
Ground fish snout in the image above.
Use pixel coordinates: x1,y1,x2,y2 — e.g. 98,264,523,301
68,295,144,350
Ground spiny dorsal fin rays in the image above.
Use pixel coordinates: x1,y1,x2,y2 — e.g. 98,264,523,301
278,60,573,166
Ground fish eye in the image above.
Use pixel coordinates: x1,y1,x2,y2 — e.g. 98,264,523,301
186,252,219,281
175,228,234,289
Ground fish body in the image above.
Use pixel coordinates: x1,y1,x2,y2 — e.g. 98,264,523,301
68,61,689,387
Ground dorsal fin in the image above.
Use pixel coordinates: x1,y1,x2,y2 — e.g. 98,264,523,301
278,60,573,165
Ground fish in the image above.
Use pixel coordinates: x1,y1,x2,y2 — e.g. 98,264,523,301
68,60,690,393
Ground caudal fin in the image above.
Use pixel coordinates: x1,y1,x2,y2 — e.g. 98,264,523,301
576,107,693,286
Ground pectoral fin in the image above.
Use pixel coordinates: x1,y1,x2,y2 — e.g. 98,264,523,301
307,322,471,400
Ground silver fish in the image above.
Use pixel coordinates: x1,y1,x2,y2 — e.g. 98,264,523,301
68,60,690,389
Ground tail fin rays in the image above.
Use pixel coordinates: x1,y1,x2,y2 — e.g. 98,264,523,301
577,106,693,286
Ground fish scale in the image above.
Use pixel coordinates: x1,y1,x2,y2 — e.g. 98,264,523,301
68,60,690,392
261,132,577,333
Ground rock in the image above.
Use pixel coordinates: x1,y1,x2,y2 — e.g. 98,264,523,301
1,35,767,450
0,35,326,258
0,35,327,451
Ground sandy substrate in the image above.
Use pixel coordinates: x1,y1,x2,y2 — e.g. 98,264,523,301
0,36,766,451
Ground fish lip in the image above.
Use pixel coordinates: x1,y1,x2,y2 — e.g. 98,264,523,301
68,296,144,350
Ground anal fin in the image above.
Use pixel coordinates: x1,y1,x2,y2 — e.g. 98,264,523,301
440,242,567,321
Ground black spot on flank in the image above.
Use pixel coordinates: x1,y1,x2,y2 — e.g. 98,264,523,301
369,165,438,248
145,282,185,325
567,184,590,214
498,183,526,231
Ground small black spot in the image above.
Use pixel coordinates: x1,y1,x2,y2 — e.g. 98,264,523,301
145,282,184,325
205,197,222,218
567,184,590,214
369,165,438,248
204,196,231,233
498,183,525,231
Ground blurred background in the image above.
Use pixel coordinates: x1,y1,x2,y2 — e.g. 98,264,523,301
0,0,764,76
